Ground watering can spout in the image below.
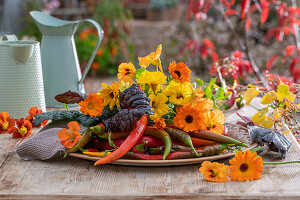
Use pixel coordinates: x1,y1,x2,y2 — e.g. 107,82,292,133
30,11,79,36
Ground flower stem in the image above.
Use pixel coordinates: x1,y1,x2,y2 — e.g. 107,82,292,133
264,161,300,165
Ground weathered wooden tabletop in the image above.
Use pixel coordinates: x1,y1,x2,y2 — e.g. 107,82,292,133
1,99,300,199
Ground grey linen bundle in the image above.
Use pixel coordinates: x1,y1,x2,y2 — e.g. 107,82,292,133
16,120,88,161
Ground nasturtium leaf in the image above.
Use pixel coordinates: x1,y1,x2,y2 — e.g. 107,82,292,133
195,78,204,87
135,68,146,81
204,86,212,99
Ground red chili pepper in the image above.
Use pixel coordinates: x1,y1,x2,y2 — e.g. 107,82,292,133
93,136,164,150
94,114,148,165
126,144,229,160
191,137,216,147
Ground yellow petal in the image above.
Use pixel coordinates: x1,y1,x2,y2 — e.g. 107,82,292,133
260,116,274,129
282,129,292,135
273,107,285,119
261,91,277,105
251,112,266,125
244,88,260,105
277,83,289,101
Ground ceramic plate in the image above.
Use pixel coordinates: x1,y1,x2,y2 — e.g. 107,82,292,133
70,123,257,166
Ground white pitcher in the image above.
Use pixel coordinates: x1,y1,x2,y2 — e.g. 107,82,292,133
0,35,46,119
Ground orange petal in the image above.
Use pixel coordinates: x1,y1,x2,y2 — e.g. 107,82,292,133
68,121,81,133
57,129,72,141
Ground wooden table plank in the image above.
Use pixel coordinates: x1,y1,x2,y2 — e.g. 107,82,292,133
0,99,300,199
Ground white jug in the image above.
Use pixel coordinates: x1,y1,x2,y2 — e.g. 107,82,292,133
0,35,46,119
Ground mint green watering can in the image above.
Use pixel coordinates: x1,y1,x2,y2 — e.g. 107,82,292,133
30,11,104,107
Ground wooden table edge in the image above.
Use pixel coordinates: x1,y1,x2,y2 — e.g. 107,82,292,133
1,192,300,200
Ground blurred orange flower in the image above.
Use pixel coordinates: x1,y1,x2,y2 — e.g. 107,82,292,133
57,121,82,148
0,111,15,134
26,106,47,128
198,109,225,134
78,93,104,117
96,49,103,57
9,118,32,138
154,118,166,129
199,161,229,182
117,62,136,83
174,105,201,132
92,62,100,70
168,61,191,83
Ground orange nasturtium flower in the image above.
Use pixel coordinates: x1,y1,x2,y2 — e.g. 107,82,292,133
0,111,15,134
26,106,48,128
57,121,82,148
198,109,225,134
195,88,205,98
8,118,32,138
78,93,104,117
229,150,263,181
168,61,191,83
174,105,202,132
138,44,163,71
199,161,229,183
117,62,136,83
154,118,166,130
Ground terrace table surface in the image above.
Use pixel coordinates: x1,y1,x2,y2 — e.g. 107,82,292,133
0,98,300,200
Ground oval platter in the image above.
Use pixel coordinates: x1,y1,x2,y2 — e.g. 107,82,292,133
69,123,257,166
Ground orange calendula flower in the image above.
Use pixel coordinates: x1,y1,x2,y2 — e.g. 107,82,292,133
154,118,166,129
168,61,191,83
26,106,47,128
198,109,225,134
0,111,15,134
117,62,136,83
78,93,104,117
57,121,82,148
199,161,229,183
8,118,32,138
191,97,214,112
174,105,201,132
229,150,264,181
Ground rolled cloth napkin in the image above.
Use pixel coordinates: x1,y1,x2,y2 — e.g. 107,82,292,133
16,119,88,161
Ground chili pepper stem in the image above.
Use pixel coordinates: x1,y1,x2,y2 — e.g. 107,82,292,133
184,138,200,157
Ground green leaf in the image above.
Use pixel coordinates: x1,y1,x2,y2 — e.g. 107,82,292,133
195,78,204,87
64,103,69,111
251,146,264,153
209,77,217,88
135,68,146,81
213,87,225,100
204,86,212,99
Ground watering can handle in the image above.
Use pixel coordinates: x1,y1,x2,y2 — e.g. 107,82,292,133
78,19,104,85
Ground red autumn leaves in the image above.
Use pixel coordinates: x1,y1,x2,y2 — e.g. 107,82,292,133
0,107,47,139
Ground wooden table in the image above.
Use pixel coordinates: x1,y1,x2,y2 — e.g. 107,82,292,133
1,101,300,199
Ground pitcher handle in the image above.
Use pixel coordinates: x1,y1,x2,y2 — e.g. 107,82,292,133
77,19,104,85
3,34,17,41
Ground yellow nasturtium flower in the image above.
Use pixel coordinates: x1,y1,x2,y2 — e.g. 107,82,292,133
261,91,277,105
137,70,167,94
244,88,260,105
138,44,163,72
149,93,169,120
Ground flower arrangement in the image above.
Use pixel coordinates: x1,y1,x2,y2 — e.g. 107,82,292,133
28,44,249,166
